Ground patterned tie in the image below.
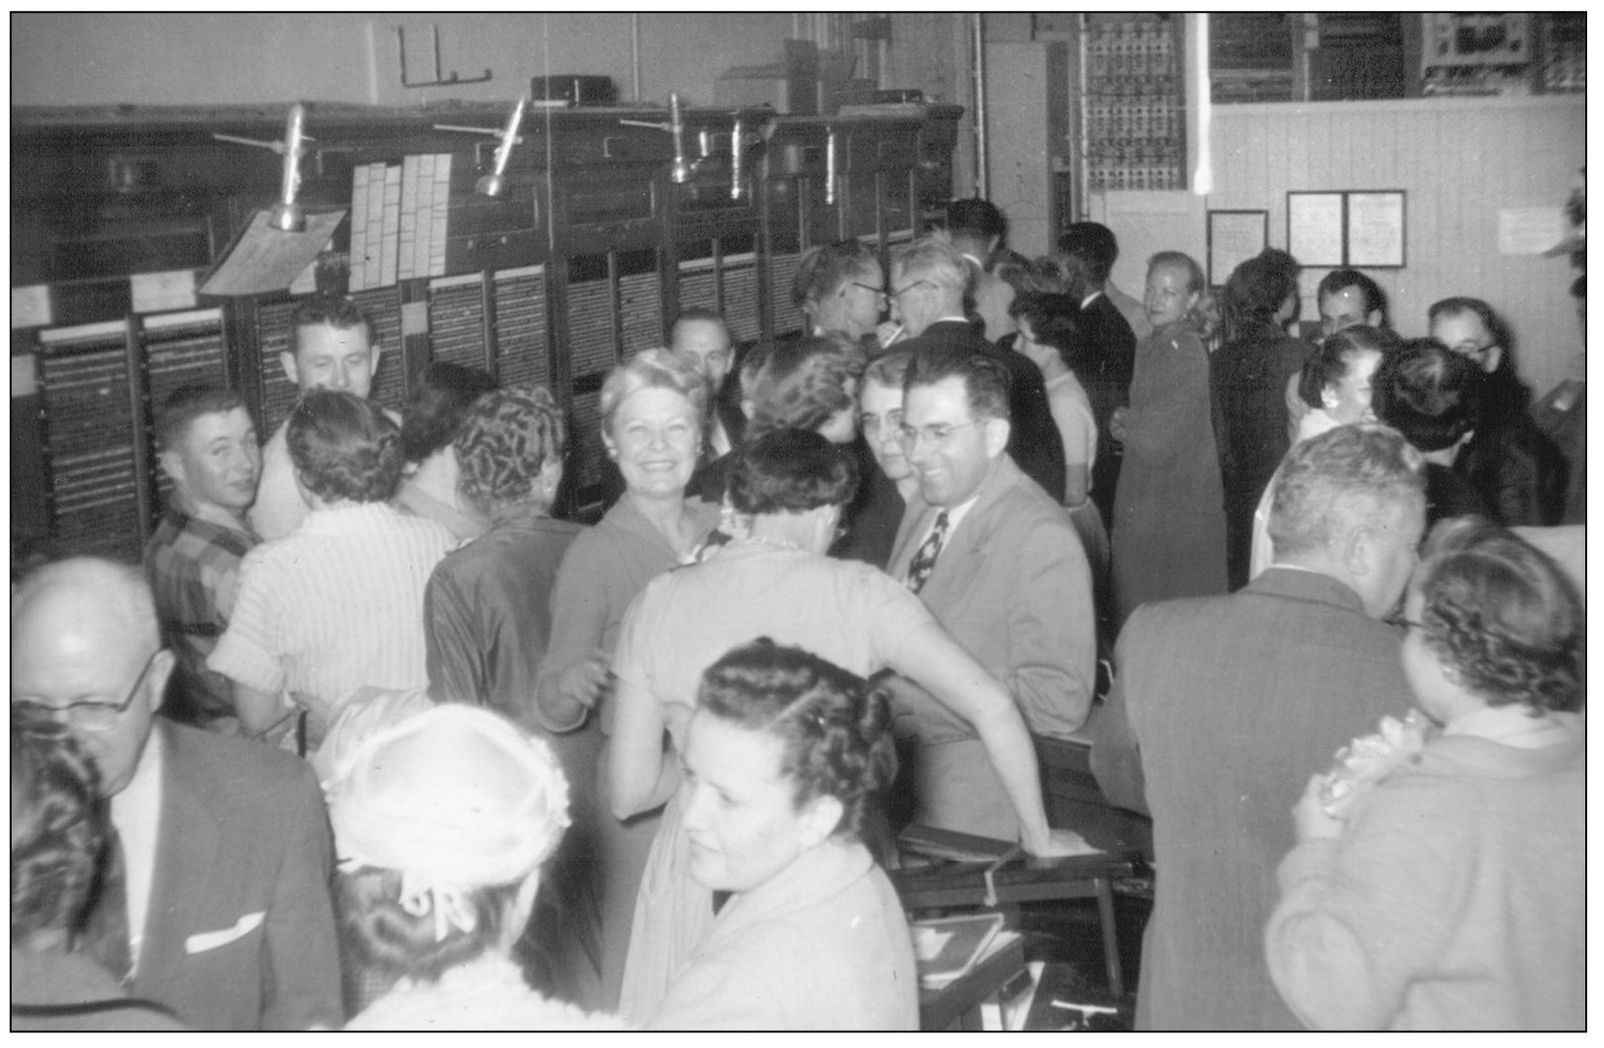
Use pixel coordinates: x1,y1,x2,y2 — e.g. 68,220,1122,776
906,511,950,594
80,817,133,984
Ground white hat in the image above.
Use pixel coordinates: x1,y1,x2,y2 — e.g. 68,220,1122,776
326,704,570,941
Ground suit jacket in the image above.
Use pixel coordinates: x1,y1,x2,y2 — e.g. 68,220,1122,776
1076,294,1137,525
1209,320,1316,588
127,720,342,1030
1087,568,1411,1030
899,319,1068,503
888,454,1096,745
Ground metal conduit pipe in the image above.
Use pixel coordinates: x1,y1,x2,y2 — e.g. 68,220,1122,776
972,13,988,199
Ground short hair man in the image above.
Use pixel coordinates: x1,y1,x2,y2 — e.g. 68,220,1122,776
247,294,385,540
1317,268,1387,338
1056,221,1139,526
670,307,744,458
889,235,1067,502
1427,296,1565,525
885,350,1096,838
1088,424,1425,1030
1058,221,1150,339
10,558,343,1030
143,385,261,733
945,198,1013,342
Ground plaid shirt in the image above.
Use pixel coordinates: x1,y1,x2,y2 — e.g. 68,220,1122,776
143,508,258,727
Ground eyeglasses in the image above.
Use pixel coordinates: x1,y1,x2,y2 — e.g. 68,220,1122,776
896,419,980,449
858,410,903,437
1449,342,1498,363
848,281,887,303
15,648,164,733
1385,614,1428,633
887,279,933,301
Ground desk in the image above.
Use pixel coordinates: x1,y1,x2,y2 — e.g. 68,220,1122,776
918,933,1027,1031
892,826,1140,999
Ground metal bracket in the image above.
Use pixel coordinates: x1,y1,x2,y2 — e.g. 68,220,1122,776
396,24,491,89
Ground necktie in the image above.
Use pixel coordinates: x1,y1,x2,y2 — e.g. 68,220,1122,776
80,817,132,984
906,511,950,594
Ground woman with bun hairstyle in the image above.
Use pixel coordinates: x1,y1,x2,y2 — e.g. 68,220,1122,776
648,639,917,1029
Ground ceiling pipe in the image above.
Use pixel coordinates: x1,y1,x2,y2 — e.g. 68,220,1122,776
972,13,988,199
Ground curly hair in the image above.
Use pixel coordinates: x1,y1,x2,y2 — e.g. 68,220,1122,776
287,389,403,504
745,334,865,441
1371,338,1484,453
697,638,897,842
399,362,497,464
290,294,378,357
1268,423,1425,560
597,348,708,438
336,866,519,985
454,384,567,517
1413,519,1582,714
727,429,858,516
11,708,106,944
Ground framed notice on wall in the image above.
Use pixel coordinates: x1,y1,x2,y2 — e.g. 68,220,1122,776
1207,210,1268,286
1287,190,1407,269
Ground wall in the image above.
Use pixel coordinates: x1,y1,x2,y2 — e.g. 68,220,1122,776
12,12,802,109
1088,95,1584,395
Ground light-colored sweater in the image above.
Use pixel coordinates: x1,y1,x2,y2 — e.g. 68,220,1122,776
1266,714,1584,1030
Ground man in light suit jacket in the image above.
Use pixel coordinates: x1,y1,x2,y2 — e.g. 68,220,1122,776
11,558,343,1031
888,235,1067,503
884,350,1096,840
1086,424,1426,1030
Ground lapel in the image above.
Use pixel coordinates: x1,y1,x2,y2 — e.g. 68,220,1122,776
133,720,223,998
886,455,1014,584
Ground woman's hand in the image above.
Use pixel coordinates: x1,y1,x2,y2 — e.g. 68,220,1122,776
1109,406,1129,444
1023,826,1100,859
876,321,907,348
1292,773,1345,843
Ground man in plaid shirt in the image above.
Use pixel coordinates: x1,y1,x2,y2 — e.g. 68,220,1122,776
143,385,261,732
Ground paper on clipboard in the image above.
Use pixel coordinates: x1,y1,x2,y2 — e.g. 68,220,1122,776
200,210,346,297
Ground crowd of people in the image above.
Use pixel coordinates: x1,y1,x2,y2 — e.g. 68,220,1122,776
9,197,1584,1031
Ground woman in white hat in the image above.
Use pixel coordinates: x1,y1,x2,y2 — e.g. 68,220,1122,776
327,704,623,1030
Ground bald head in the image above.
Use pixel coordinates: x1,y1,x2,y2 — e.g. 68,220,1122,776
13,557,160,657
12,558,169,797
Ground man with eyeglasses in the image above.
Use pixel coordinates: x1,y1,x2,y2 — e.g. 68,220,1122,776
883,349,1095,839
886,235,1067,502
11,557,342,1030
1427,296,1566,526
1087,424,1424,1030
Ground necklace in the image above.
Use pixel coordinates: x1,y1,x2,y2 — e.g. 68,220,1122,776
730,534,806,554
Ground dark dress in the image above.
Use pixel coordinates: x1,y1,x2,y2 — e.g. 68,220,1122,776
1111,322,1229,625
1456,367,1566,526
1209,319,1315,589
422,513,600,1010
899,319,1067,503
